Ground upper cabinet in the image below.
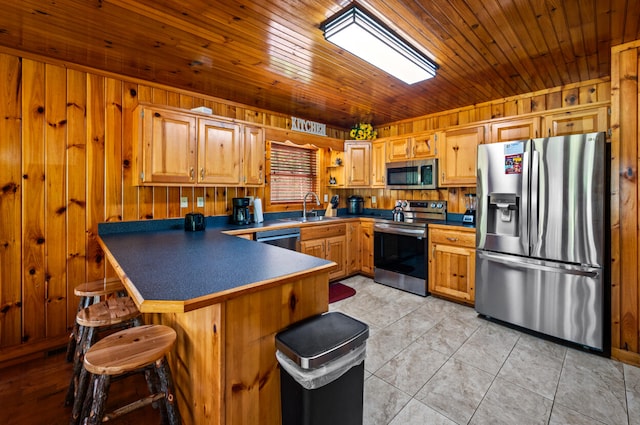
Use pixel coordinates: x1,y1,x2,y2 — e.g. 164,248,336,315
542,105,609,137
386,131,437,162
133,105,264,187
371,140,386,187
439,124,486,187
344,141,371,187
198,119,242,185
489,117,540,143
242,126,265,186
135,107,197,184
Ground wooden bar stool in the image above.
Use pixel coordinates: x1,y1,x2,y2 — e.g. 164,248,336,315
66,278,126,362
80,324,181,425
67,296,142,424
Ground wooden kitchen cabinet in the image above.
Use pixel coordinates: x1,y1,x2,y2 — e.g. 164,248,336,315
347,221,361,275
134,104,263,187
542,105,609,137
134,106,197,184
344,141,371,187
243,126,265,186
198,118,242,185
489,116,541,143
386,131,437,162
428,226,476,305
371,140,386,187
300,224,347,281
439,124,486,186
360,221,374,276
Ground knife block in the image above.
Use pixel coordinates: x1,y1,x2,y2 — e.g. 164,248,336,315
325,204,338,217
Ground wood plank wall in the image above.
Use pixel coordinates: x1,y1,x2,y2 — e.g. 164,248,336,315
0,48,627,364
610,40,640,365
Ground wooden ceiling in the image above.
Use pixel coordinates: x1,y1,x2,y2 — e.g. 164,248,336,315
1,0,638,129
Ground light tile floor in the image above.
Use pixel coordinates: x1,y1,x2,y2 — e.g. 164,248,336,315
329,275,640,425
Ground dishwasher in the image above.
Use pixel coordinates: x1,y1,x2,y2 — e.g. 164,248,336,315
255,228,300,251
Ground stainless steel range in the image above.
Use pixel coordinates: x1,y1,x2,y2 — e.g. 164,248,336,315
374,200,447,296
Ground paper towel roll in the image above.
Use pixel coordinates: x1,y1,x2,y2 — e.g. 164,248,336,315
254,198,264,223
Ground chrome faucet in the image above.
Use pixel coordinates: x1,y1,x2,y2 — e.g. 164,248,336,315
303,191,320,221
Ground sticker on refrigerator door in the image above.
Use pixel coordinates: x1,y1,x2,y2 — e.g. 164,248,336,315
505,154,522,174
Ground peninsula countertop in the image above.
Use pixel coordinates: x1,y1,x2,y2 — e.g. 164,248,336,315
98,228,334,313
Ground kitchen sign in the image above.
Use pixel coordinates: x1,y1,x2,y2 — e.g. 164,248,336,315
291,116,326,136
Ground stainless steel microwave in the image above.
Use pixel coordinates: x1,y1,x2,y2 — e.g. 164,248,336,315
386,159,438,189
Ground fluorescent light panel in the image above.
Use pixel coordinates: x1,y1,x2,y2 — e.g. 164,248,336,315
322,4,437,84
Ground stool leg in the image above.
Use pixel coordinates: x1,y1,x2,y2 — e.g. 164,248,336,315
155,357,181,425
65,323,87,406
66,295,91,362
67,326,96,414
85,374,111,425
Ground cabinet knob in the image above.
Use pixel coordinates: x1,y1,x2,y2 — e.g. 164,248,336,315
200,168,204,179
446,237,458,242
190,167,195,180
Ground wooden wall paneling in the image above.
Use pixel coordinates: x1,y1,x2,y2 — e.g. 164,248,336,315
0,53,22,346
215,187,227,216
617,47,639,352
610,46,622,349
86,74,106,282
153,187,169,219
121,82,140,222
21,59,46,343
179,186,195,217
65,69,87,332
44,63,68,338
105,78,123,223
194,187,205,215
136,85,154,220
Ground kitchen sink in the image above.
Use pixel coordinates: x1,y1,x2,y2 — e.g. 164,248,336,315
278,216,339,223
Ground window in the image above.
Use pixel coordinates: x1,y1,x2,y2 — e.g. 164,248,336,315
269,142,318,204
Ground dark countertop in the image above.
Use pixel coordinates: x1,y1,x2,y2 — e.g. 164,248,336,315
99,229,333,312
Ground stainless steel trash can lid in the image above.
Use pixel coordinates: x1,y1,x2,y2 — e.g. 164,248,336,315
275,312,369,369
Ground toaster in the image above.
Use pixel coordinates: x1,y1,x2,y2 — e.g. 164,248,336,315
184,212,206,231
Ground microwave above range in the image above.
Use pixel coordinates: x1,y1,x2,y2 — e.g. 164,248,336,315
386,159,438,190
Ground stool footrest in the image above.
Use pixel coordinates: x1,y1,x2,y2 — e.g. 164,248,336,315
103,392,166,421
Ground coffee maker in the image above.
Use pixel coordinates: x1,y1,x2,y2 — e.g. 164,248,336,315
463,193,477,224
232,197,251,225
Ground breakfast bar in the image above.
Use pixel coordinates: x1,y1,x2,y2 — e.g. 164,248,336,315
98,226,334,425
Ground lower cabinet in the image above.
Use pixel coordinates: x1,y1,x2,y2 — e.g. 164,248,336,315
300,224,347,281
347,222,361,275
428,225,476,305
360,221,374,276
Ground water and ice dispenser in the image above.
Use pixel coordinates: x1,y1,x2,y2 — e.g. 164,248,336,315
487,193,520,237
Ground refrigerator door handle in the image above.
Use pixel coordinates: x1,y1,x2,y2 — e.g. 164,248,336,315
522,150,530,252
530,150,539,252
476,251,600,278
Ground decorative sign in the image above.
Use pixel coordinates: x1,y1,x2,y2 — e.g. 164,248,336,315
291,116,326,136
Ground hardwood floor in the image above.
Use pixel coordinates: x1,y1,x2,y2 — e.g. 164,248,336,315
0,347,162,425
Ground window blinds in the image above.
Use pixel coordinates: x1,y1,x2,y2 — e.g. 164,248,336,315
270,142,318,203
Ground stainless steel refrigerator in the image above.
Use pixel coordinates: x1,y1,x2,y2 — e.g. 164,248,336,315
475,132,609,351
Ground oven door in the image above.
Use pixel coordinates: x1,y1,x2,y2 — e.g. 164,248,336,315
374,223,428,296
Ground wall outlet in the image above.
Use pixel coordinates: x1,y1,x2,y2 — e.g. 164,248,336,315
324,194,329,202
197,197,204,207
180,197,188,208
372,195,377,204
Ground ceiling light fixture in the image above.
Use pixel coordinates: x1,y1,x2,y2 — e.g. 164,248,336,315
321,3,437,85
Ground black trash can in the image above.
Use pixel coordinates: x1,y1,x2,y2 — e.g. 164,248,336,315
275,311,369,425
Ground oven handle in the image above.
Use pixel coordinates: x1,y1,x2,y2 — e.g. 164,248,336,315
374,223,426,238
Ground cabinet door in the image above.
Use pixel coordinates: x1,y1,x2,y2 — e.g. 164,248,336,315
429,242,475,304
300,239,325,259
198,119,242,185
347,222,361,275
490,117,540,143
140,107,197,184
439,125,485,187
360,222,374,276
345,141,371,187
243,126,265,186
542,106,608,137
326,235,347,280
371,141,386,187
387,137,411,161
411,132,437,158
